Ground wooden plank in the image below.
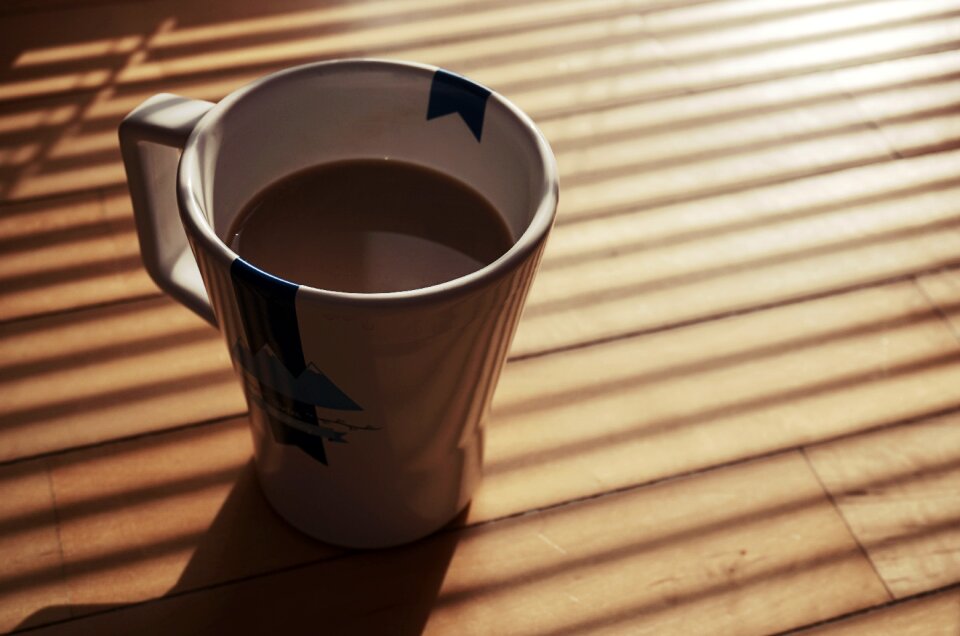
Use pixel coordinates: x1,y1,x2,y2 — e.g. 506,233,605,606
512,149,960,356
0,1,668,201
0,417,340,631
0,295,243,462
2,37,956,325
0,0,489,19
0,272,944,492
656,1,960,96
647,0,953,56
4,67,960,336
547,49,960,223
149,0,668,85
803,589,960,635
481,279,960,521
0,0,855,103
917,268,960,338
548,69,890,222
2,0,960,202
4,148,958,356
0,0,676,103
541,48,960,158
0,63,860,317
835,51,960,157
430,455,888,634
804,381,960,594
18,452,890,635
46,417,338,612
3,254,960,475
0,189,154,322
0,461,70,633
807,273,960,602
2,34,948,211
505,1,960,119
6,278,952,628
1,1,956,634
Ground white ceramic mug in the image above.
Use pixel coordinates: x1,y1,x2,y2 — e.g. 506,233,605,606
119,59,558,548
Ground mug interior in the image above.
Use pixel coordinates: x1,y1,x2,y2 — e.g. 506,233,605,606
188,60,552,270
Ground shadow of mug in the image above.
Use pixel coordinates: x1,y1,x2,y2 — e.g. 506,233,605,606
15,461,464,634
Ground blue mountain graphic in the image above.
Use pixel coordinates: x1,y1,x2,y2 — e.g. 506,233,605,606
232,341,362,411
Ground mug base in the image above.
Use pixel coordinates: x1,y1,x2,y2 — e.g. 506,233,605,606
255,466,473,549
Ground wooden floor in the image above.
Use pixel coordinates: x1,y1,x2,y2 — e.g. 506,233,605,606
2,0,960,633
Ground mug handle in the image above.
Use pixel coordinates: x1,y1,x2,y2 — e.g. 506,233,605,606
119,93,217,326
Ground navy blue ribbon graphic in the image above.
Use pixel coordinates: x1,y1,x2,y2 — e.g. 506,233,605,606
426,69,491,142
230,259,361,465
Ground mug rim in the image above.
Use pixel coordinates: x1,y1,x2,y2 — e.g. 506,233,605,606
176,58,559,308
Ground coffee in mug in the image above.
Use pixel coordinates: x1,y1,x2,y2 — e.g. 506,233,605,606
228,158,513,293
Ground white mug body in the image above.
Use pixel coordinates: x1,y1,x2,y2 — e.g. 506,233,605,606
125,59,557,548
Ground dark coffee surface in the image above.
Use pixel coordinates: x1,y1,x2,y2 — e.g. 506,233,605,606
229,159,513,293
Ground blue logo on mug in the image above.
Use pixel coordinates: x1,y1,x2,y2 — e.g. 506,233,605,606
230,258,364,465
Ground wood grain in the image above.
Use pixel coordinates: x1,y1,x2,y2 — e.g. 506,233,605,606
514,148,960,356
2,269,957,472
2,275,949,627
803,589,960,635
46,417,338,612
4,47,960,337
3,131,959,344
0,461,70,633
2,278,957,630
21,453,890,636
0,296,243,461
0,189,153,321
2,0,959,202
916,268,960,338
482,279,960,521
4,0,960,632
806,412,960,597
